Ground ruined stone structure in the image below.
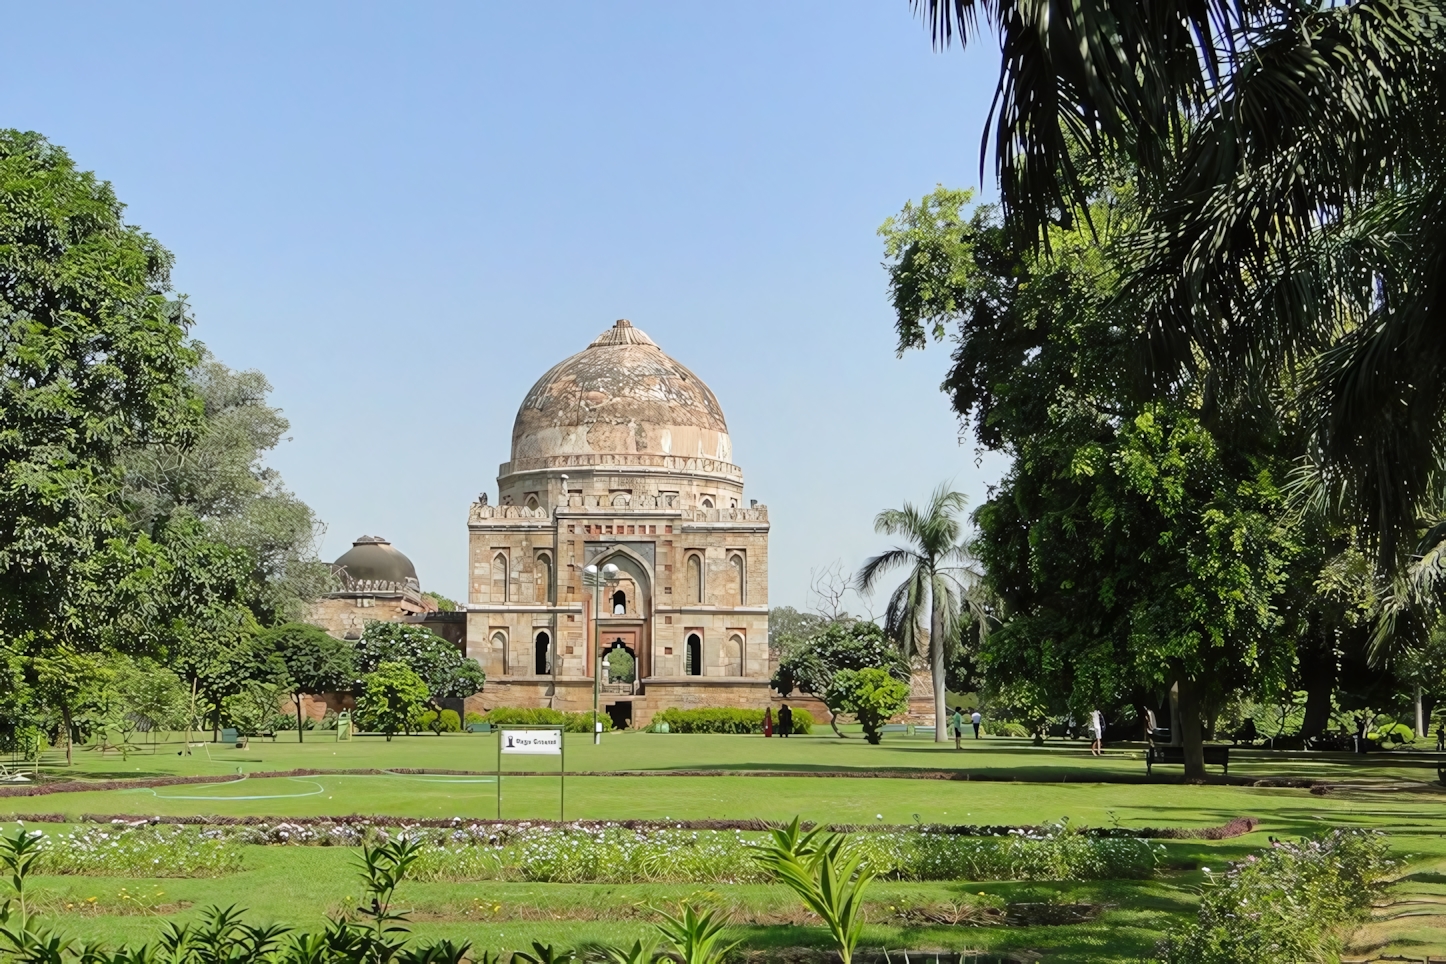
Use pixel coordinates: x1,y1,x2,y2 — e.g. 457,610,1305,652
465,319,770,727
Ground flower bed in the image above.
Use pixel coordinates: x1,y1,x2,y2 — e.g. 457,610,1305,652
16,823,244,877
220,820,1158,883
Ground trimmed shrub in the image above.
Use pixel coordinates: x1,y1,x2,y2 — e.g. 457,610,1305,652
464,711,485,725
483,707,613,732
994,722,1031,738
652,707,813,734
418,709,462,734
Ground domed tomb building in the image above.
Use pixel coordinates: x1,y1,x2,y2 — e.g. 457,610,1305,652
467,320,770,727
307,535,434,640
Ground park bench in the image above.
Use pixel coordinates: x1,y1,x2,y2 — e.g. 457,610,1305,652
1146,744,1229,776
878,723,915,737
466,722,492,733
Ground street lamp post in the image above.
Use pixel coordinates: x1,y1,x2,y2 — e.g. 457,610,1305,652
582,562,619,745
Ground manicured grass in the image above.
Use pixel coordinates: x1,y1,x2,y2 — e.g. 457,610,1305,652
16,729,1444,786
8,731,1446,961
12,772,1446,840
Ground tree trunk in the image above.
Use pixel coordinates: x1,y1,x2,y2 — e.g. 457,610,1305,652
931,601,947,742
1300,631,1336,739
1177,674,1206,782
61,702,74,766
827,707,850,738
296,693,305,743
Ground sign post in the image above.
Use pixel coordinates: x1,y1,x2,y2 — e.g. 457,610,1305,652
496,726,565,822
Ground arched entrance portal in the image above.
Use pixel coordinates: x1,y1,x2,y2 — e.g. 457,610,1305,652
534,631,551,675
603,638,636,685
685,633,702,676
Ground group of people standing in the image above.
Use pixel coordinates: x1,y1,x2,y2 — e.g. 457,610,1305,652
761,704,792,737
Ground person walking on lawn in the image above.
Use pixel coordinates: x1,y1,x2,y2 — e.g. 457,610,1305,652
971,709,982,739
778,703,793,738
951,707,965,749
1089,709,1105,756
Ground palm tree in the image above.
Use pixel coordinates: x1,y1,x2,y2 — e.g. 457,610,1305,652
856,485,980,742
912,0,1446,564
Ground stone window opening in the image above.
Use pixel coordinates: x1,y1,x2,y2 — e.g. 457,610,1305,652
700,496,714,509
537,553,553,604
492,631,508,675
612,589,626,615
525,493,540,510
729,553,746,605
686,554,703,603
686,633,702,676
493,553,509,603
534,631,551,675
723,634,744,676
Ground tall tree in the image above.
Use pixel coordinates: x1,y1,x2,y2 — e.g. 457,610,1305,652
856,484,979,742
911,0,1446,565
122,348,334,625
257,622,356,741
0,130,230,761
879,187,1300,777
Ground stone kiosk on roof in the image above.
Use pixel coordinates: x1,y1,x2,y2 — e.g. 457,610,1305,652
466,319,770,728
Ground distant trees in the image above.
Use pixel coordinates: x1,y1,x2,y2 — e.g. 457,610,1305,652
257,623,357,740
772,621,909,737
356,622,485,706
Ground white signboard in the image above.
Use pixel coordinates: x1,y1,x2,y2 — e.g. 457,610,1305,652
500,729,563,755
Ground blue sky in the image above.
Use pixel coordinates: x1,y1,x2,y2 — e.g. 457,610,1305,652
2,2,1006,611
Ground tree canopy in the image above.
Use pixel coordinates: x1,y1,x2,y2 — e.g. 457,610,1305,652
355,621,484,703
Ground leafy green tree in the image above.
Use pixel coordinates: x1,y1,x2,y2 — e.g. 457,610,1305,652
222,680,284,738
356,661,430,741
825,668,911,745
913,0,1446,563
880,186,1299,778
856,484,980,742
0,131,209,761
771,621,908,737
356,622,484,705
112,658,189,742
257,623,356,741
122,349,335,625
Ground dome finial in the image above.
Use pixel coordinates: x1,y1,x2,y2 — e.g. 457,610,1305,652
615,318,631,328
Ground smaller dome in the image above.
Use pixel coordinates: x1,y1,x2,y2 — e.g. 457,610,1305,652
333,536,419,592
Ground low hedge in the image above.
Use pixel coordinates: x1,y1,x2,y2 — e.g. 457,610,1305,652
482,707,614,732
652,707,813,734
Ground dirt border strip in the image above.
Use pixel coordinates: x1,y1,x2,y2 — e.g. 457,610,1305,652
0,810,1259,840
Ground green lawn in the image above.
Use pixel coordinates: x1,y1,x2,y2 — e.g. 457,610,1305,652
6,731,1446,961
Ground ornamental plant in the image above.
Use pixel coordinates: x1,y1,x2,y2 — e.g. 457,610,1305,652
825,668,911,743
1158,830,1393,964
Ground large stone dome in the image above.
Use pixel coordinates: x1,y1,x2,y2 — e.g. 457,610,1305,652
511,320,732,463
332,536,419,591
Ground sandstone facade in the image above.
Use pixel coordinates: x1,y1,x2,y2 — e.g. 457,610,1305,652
464,320,771,728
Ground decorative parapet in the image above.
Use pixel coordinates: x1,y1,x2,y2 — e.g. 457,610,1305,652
468,500,767,524
469,503,552,524
677,506,769,523
499,453,743,480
